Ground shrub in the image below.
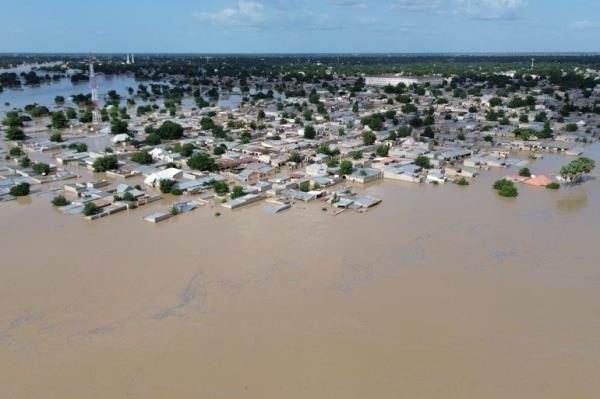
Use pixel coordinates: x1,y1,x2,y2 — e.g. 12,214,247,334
188,152,216,171
170,187,183,196
49,132,63,142
414,155,432,169
93,155,118,172
131,151,153,165
51,195,70,206
159,179,176,194
210,180,229,195
32,163,50,175
340,159,353,175
546,182,560,190
299,181,310,192
493,179,518,197
230,185,245,199
375,144,389,157
6,126,25,140
156,121,184,140
518,167,531,177
9,182,30,196
68,142,88,152
456,177,469,186
82,202,99,216
9,146,23,157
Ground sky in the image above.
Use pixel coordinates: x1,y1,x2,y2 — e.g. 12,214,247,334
2,0,600,53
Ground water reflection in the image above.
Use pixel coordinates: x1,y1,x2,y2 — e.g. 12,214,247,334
556,193,589,211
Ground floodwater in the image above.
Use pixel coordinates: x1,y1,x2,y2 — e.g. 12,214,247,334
1,145,600,398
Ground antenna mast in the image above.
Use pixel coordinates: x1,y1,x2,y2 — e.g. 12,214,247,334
88,53,101,124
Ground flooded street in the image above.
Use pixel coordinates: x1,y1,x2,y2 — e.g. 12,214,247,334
1,146,600,398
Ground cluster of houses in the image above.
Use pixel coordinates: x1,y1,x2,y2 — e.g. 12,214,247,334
1,68,599,215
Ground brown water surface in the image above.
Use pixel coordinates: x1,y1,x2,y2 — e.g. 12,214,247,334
1,146,600,398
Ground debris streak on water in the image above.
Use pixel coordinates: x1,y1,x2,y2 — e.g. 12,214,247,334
1,145,600,398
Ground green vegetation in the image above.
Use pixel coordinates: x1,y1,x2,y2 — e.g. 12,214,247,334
131,151,153,164
49,132,63,142
9,182,30,197
156,120,184,140
68,142,88,153
560,157,595,183
299,181,310,192
546,182,560,190
340,159,353,175
188,152,216,171
414,155,432,169
93,155,119,172
518,167,531,177
32,162,50,175
456,177,469,186
303,125,316,139
82,202,99,216
6,126,25,140
230,186,245,199
375,144,389,157
211,180,229,195
159,179,177,194
51,195,70,206
493,179,518,198
362,131,376,145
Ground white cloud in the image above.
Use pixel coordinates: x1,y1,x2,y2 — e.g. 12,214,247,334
329,0,368,8
193,1,265,28
456,0,524,20
390,0,524,19
567,20,600,31
390,0,442,12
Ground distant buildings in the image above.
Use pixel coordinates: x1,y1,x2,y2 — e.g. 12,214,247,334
365,74,444,87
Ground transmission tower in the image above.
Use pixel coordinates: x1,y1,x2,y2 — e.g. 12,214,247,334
88,53,101,124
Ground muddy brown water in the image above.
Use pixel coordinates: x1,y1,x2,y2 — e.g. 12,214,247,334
1,145,600,398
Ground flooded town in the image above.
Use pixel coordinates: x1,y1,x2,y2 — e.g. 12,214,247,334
2,49,600,398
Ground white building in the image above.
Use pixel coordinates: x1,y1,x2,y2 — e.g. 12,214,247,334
365,74,444,87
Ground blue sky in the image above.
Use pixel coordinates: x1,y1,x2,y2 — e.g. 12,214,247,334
2,0,600,53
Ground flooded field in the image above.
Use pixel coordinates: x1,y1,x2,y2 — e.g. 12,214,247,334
1,145,599,398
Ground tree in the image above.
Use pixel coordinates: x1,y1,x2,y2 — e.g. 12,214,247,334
82,202,99,216
188,152,216,171
51,111,68,129
289,151,302,163
340,159,353,175
230,185,245,199
299,181,310,192
493,179,518,198
111,119,128,134
352,101,359,113
156,120,184,140
9,182,30,197
560,157,595,183
32,163,50,175
159,179,177,194
19,156,31,167
211,180,229,195
375,144,389,157
131,151,153,165
9,146,23,157
145,133,161,145
49,132,63,142
52,195,70,206
213,145,226,156
414,155,432,169
518,167,531,177
304,125,316,139
5,126,25,140
93,155,119,172
362,131,376,145
565,123,578,132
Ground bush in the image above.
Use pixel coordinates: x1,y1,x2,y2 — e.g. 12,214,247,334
93,155,119,172
362,131,376,145
188,152,215,171
9,146,23,157
493,179,518,197
299,181,310,192
82,202,99,216
6,126,25,140
19,156,31,167
456,177,469,186
156,120,184,140
159,179,176,194
546,182,560,190
51,195,70,206
131,151,153,164
414,155,432,169
9,182,30,196
49,132,63,142
68,142,88,152
230,185,245,199
170,187,183,196
375,144,389,157
32,163,50,175
211,180,229,195
518,167,531,177
340,159,353,175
